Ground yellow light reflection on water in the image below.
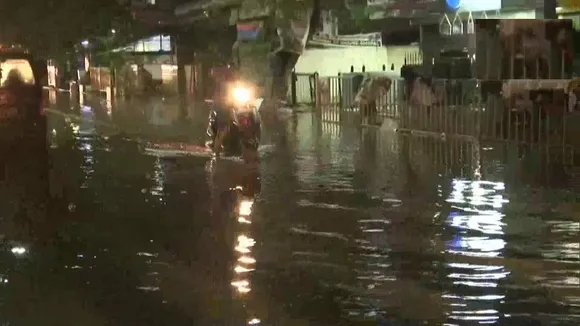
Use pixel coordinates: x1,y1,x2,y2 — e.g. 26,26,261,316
234,235,255,255
232,199,256,295
444,179,509,323
238,256,256,264
238,217,251,224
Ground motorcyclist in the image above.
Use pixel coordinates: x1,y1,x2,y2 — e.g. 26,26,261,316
210,64,238,156
208,64,260,163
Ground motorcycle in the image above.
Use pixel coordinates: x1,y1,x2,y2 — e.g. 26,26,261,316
206,82,261,158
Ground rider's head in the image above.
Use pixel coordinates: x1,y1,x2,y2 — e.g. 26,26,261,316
213,62,237,79
213,65,237,92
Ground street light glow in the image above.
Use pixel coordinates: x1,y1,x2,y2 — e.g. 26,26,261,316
11,246,26,255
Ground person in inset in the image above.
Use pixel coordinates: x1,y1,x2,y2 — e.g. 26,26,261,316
4,69,25,87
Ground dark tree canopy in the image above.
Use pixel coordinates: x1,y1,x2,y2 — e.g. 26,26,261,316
0,0,138,58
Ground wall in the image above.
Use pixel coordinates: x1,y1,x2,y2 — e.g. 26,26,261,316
386,46,421,72
294,45,420,76
496,10,537,18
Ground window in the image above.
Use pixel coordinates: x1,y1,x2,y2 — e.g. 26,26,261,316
146,0,155,4
0,58,35,86
134,41,145,52
161,35,171,51
119,35,171,53
143,35,161,52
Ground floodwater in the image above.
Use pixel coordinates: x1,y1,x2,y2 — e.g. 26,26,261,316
0,102,578,325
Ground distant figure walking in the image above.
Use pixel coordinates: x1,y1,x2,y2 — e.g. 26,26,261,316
355,75,392,125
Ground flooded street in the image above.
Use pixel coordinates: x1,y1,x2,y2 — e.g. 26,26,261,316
0,101,578,325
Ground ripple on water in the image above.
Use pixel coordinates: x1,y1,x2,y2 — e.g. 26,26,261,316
14,113,578,325
254,124,580,325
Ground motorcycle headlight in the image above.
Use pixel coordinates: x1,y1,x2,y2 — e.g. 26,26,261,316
239,199,254,216
232,86,253,105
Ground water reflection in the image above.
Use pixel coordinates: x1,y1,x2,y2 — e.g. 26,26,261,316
79,136,94,189
444,179,509,324
150,157,166,197
231,193,260,324
3,109,577,325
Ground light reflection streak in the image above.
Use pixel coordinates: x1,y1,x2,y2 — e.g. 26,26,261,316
238,217,251,224
230,195,260,324
68,117,95,189
79,142,94,189
136,249,163,293
79,105,97,136
150,157,165,197
232,199,256,295
444,179,509,323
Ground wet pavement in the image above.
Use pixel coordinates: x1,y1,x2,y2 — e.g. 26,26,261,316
1,98,579,325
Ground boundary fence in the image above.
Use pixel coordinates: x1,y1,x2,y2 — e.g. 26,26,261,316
291,72,580,150
290,73,317,106
321,120,578,189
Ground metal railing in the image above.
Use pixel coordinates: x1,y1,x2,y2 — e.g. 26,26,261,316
290,73,316,105
404,52,423,66
310,74,580,148
397,78,574,147
289,63,398,107
313,73,402,125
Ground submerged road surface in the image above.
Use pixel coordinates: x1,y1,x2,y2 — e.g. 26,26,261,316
0,101,579,325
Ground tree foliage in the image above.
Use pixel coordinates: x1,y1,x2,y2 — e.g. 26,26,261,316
0,0,138,58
